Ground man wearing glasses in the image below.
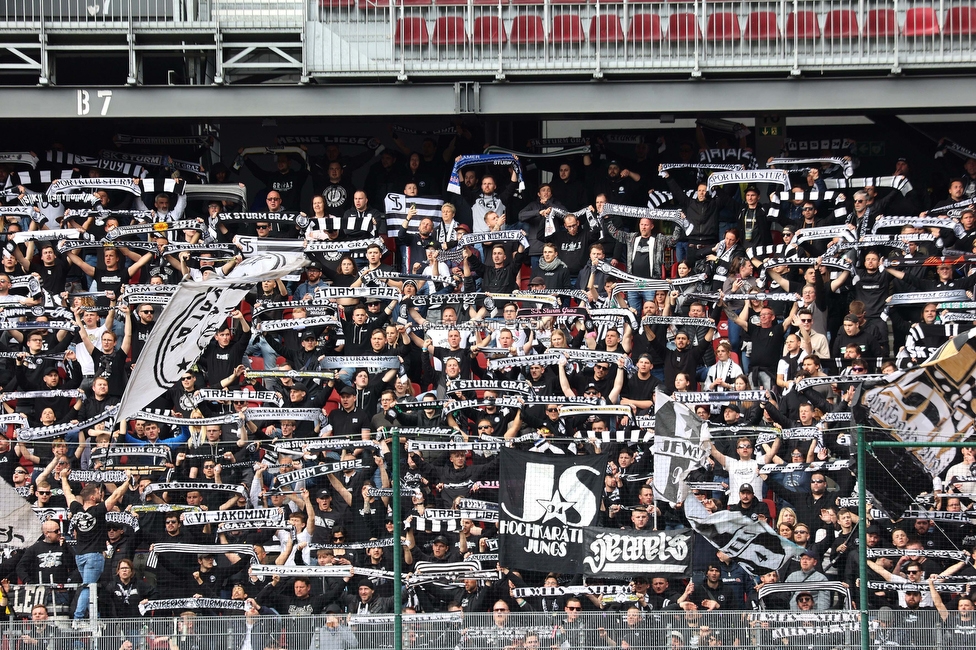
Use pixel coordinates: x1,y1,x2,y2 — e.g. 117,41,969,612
126,302,155,363
241,150,309,212
785,550,829,610
709,436,778,506
17,520,75,605
543,213,599,283
553,597,596,648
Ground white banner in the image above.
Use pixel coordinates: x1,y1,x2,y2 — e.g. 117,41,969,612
115,253,307,421
0,479,43,547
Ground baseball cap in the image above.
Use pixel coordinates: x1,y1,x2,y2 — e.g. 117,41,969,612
843,314,859,323
529,276,546,286
739,483,754,494
325,604,342,613
290,381,308,393
800,549,818,560
301,331,317,341
339,385,357,396
316,489,332,499
432,535,450,546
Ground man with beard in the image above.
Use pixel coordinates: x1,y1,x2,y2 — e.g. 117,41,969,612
593,160,642,207
256,577,328,650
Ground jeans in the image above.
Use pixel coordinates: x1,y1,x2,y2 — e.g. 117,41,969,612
74,552,105,619
246,333,278,370
626,289,657,314
675,242,688,263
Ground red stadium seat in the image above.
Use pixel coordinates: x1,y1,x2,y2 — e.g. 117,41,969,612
823,9,858,38
627,14,663,42
510,14,546,44
395,17,430,45
786,10,820,39
864,8,898,37
904,6,939,36
668,12,701,41
552,14,585,44
432,16,466,44
944,6,976,34
590,14,624,43
705,12,741,41
744,11,779,40
249,356,265,371
472,15,506,44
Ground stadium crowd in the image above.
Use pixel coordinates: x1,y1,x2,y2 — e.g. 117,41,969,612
0,122,975,648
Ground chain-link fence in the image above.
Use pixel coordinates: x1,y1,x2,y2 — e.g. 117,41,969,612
1,610,961,650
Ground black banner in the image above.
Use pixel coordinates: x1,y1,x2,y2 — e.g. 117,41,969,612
498,448,605,573
580,528,692,578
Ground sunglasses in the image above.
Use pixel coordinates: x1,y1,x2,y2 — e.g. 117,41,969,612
36,490,51,495
797,597,813,602
546,407,560,413
800,319,812,323
478,425,492,430
738,444,753,449
566,606,581,611
256,225,271,229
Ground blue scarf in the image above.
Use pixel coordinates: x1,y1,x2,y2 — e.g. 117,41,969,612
447,153,524,195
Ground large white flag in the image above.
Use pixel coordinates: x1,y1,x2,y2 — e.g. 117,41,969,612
115,253,307,422
0,479,43,547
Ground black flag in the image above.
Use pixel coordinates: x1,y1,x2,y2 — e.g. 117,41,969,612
499,448,605,573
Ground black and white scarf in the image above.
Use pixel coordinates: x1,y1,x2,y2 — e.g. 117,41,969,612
139,598,251,614
768,157,854,178
145,543,257,568
275,459,365,486
824,175,913,195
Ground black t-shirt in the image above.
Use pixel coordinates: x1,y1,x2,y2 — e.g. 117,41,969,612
631,236,652,277
0,446,19,484
93,266,131,303
30,258,69,295
746,322,784,370
69,501,108,555
129,319,155,362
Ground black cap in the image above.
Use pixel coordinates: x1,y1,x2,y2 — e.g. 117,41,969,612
316,489,332,499
781,225,796,235
844,314,859,323
301,331,317,341
607,160,621,167
339,385,357,396
307,263,322,271
290,381,308,393
738,483,754,493
866,524,882,535
800,548,818,560
432,535,450,546
723,404,741,413
325,603,342,613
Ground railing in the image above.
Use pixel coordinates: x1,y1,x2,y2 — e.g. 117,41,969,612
0,0,306,29
308,0,976,77
0,609,951,650
2,0,975,79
